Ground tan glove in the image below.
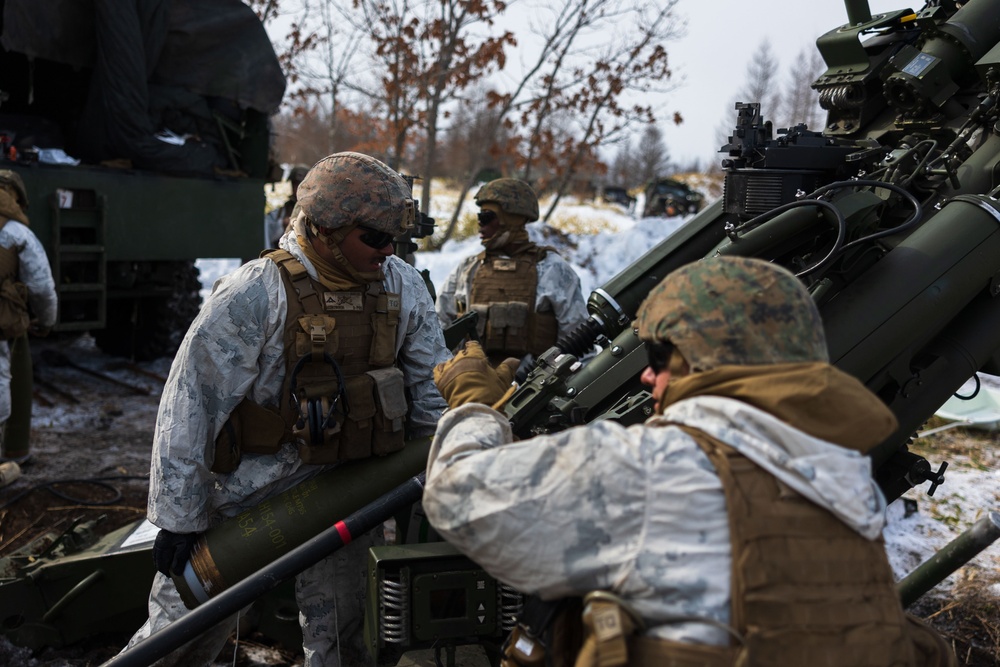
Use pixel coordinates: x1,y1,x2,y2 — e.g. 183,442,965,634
434,341,519,410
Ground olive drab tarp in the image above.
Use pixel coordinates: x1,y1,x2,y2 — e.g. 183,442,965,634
0,0,285,175
0,0,284,114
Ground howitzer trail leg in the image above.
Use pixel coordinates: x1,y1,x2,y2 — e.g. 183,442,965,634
896,511,1000,608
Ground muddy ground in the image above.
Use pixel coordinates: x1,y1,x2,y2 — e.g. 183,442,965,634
0,335,302,667
0,334,997,666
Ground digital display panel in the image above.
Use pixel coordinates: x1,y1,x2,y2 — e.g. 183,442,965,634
427,587,467,621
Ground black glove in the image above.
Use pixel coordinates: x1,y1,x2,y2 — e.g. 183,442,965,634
152,529,199,577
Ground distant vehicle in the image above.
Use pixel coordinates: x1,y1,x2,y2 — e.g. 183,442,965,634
0,0,285,360
601,185,636,208
642,177,704,218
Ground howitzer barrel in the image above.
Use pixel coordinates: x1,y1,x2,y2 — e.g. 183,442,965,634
825,195,1000,379
173,438,431,608
103,472,428,667
873,287,1000,492
896,510,1000,608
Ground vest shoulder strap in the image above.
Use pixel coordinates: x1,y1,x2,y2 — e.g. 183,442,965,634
262,248,323,315
667,424,749,632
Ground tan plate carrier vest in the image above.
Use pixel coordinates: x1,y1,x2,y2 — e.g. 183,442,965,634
211,249,408,473
0,233,29,341
463,244,558,359
504,426,956,667
0,219,29,341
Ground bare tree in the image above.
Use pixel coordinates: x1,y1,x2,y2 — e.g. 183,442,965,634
518,0,613,183
511,0,683,221
345,0,422,169
428,0,616,245
741,39,782,119
255,0,686,239
635,123,671,186
608,138,637,188
434,90,518,242
249,0,371,157
780,46,826,131
715,39,782,149
272,104,386,165
413,0,514,215
349,0,513,192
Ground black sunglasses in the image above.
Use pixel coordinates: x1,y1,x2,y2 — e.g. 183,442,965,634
358,227,396,249
477,210,498,226
645,341,674,374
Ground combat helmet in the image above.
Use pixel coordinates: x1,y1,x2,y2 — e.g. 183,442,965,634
635,256,828,372
296,152,415,236
0,170,28,210
475,178,539,222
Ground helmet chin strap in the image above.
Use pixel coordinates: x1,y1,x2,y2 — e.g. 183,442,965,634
482,205,530,251
297,217,382,285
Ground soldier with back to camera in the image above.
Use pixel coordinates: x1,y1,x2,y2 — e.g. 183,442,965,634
121,152,449,667
426,256,955,667
436,178,587,363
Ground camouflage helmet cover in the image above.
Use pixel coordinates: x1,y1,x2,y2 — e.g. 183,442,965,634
296,152,415,235
474,178,539,222
0,170,28,209
635,256,829,372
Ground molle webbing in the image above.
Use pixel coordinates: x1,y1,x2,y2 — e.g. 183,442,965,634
210,249,405,471
0,244,17,282
0,243,29,340
678,425,920,667
270,249,403,464
468,244,558,357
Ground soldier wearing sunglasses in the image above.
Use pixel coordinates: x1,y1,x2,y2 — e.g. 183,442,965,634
123,152,449,667
436,178,587,364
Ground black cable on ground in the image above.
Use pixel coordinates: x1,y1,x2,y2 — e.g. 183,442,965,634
0,474,149,511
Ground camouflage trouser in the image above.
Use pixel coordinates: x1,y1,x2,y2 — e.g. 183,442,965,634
0,338,10,424
120,529,379,667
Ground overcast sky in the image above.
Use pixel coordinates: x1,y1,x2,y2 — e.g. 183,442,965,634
659,0,910,168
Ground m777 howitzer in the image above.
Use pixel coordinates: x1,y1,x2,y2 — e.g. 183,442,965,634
510,0,1000,505
11,0,1000,664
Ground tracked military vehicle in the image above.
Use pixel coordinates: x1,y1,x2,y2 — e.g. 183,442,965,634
0,0,284,360
641,177,704,218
